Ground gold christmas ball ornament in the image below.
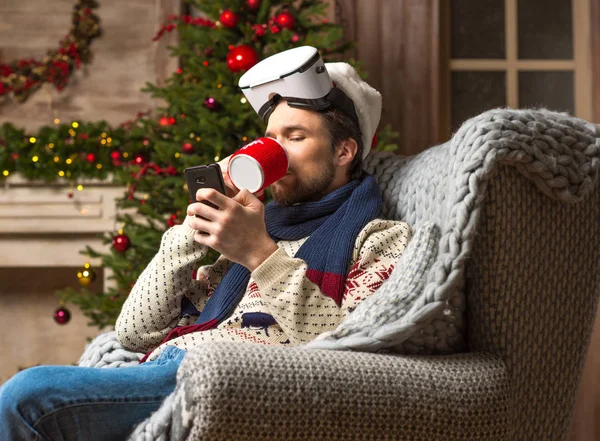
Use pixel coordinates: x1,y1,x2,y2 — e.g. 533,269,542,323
77,264,96,286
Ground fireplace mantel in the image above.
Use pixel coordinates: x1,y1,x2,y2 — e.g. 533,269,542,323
0,176,127,286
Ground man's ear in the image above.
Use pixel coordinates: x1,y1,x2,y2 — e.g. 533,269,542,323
335,138,358,167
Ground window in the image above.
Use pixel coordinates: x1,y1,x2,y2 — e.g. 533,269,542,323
441,0,592,136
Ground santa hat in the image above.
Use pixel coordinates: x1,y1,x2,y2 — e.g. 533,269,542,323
325,62,382,159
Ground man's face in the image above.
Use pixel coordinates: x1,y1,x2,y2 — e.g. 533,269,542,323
264,102,336,206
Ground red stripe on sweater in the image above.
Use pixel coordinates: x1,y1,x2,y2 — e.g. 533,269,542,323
138,318,219,363
306,269,344,306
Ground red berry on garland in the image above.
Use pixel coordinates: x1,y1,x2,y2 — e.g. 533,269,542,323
204,47,213,57
167,213,182,227
181,142,194,154
246,0,260,10
203,97,221,111
112,234,131,253
220,10,238,28
252,24,267,37
274,11,295,29
226,45,258,72
53,306,71,325
291,34,300,43
133,154,145,165
85,153,96,163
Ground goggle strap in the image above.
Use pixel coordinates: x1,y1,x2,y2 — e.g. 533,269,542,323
259,89,359,129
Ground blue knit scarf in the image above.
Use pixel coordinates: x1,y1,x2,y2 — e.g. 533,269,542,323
171,173,381,339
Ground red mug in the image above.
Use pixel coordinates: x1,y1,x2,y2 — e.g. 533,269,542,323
227,137,289,193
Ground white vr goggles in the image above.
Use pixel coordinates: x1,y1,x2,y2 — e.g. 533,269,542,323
238,46,358,125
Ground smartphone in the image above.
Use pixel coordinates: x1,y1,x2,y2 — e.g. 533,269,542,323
184,164,227,210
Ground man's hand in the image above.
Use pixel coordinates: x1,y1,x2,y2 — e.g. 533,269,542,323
185,188,278,272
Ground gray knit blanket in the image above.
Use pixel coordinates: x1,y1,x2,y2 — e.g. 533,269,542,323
77,108,600,441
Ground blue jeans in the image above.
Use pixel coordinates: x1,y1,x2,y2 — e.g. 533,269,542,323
0,346,187,441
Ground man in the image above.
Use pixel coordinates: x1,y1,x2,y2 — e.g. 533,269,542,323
0,48,411,440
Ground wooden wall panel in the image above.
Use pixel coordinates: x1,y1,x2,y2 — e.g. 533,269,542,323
330,0,442,156
568,2,600,440
0,0,179,132
380,0,440,155
569,305,600,441
355,0,383,90
592,0,600,123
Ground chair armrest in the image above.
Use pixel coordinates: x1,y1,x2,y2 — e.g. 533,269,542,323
173,342,513,441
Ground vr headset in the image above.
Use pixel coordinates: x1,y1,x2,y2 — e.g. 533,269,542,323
238,46,358,125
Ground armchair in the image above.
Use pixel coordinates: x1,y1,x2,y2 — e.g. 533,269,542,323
82,108,600,441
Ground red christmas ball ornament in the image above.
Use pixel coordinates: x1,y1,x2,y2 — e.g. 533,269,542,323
226,45,258,72
246,0,260,10
85,153,96,163
181,142,194,154
274,10,295,29
112,234,131,253
158,116,176,126
220,10,238,28
53,306,71,325
203,97,221,111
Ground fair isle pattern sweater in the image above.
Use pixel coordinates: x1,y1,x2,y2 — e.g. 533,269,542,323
115,219,412,361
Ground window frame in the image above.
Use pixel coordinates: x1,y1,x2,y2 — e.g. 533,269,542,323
440,0,593,139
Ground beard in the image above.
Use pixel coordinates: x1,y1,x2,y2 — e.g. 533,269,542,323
269,158,336,207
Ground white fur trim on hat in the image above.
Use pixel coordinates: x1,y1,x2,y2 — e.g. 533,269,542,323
325,62,382,159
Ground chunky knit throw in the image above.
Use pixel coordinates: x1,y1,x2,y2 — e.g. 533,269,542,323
155,173,382,349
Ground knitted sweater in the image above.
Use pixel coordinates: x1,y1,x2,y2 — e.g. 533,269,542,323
115,219,412,361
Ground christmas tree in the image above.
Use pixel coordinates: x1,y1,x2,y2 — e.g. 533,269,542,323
0,0,399,329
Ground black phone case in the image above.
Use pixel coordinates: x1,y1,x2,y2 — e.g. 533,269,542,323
184,164,226,209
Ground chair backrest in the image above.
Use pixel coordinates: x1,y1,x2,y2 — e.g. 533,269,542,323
364,108,600,441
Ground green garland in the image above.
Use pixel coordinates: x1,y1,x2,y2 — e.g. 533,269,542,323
0,115,149,182
0,0,102,103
